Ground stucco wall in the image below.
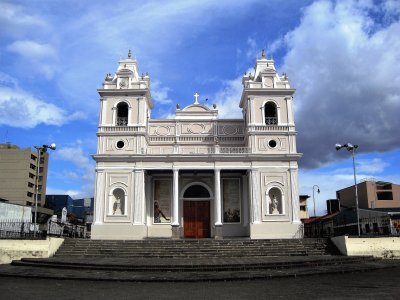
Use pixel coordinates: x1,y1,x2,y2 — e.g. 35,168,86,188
331,236,400,258
0,237,64,264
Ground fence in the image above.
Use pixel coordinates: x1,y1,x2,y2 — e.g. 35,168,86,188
0,220,88,239
304,216,399,238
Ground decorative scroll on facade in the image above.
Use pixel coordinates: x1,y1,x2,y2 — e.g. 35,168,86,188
223,178,241,223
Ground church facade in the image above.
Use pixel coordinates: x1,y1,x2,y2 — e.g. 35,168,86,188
92,51,302,240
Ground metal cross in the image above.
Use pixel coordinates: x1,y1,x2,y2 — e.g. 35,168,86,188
193,92,199,104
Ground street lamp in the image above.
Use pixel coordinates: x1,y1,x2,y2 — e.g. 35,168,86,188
33,143,56,237
335,143,360,236
312,185,320,218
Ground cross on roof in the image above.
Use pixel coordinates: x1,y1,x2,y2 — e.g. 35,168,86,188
193,92,199,104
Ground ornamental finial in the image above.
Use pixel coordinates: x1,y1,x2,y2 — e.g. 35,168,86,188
128,49,131,58
261,49,265,58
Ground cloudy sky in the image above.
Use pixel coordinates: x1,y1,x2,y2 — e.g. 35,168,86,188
1,0,399,215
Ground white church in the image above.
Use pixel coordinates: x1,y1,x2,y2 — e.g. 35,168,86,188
92,50,302,240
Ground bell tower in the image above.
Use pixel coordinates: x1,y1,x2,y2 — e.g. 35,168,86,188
97,50,153,154
240,50,297,154
239,50,302,233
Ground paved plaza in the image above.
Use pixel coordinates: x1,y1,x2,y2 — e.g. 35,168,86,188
1,265,400,300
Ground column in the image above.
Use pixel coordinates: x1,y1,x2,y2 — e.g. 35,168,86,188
289,166,301,224
250,169,261,223
172,168,180,238
242,174,249,226
285,96,295,126
214,169,223,239
93,170,104,225
133,169,145,224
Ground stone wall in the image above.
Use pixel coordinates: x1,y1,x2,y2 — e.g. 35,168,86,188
331,236,400,258
0,237,64,264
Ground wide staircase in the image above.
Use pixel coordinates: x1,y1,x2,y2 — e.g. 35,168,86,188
54,238,331,258
0,238,393,281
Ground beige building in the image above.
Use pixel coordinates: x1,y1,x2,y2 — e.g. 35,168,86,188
92,50,302,240
336,180,400,209
0,143,49,207
299,195,310,220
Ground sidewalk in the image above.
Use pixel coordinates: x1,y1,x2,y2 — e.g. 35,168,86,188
1,265,400,300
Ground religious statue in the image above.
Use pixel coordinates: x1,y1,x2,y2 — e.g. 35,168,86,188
113,196,122,215
271,195,279,214
154,201,170,223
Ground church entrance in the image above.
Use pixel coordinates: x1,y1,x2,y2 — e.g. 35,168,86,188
183,201,210,238
182,184,211,239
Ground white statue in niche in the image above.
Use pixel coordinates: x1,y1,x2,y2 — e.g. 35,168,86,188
113,196,122,215
271,195,279,214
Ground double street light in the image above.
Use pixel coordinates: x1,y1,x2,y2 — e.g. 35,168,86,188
335,143,360,236
33,143,56,238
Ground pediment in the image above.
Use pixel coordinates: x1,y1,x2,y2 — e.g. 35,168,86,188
116,69,133,76
260,67,276,75
182,104,211,112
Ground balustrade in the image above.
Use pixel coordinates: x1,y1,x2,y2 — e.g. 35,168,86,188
145,146,250,155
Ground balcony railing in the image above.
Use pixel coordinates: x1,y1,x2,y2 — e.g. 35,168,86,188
265,117,278,125
248,125,289,132
116,117,128,126
145,146,251,155
99,126,146,132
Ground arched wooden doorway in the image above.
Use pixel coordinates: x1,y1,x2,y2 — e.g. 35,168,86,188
182,184,211,238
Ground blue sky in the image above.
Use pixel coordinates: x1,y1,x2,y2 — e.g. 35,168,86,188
1,0,399,215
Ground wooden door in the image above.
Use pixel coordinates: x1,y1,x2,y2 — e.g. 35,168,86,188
183,201,210,238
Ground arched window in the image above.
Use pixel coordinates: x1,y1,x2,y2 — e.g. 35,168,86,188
112,188,125,215
264,102,277,125
183,185,210,198
116,102,128,126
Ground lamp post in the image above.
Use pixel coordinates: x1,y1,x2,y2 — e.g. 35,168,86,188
335,143,360,236
312,185,320,218
33,143,56,238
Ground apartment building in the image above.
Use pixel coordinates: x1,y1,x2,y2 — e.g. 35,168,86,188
0,143,49,207
336,180,400,209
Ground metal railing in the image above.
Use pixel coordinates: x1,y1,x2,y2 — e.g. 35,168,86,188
265,117,278,125
0,220,89,239
0,221,40,239
116,117,128,126
304,216,397,238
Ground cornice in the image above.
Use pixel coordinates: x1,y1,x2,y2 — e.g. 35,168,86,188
239,88,295,108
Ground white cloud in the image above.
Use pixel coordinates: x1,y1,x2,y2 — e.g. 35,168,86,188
0,73,83,128
55,145,95,182
151,81,173,104
7,40,56,59
273,0,400,168
6,40,58,79
246,37,258,60
214,76,245,119
356,158,389,174
63,171,81,180
0,2,46,38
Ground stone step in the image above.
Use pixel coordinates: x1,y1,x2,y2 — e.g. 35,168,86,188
55,246,327,251
1,256,394,282
12,256,376,272
54,238,331,258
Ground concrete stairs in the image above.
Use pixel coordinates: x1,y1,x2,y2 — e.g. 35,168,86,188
0,238,395,282
54,238,331,258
